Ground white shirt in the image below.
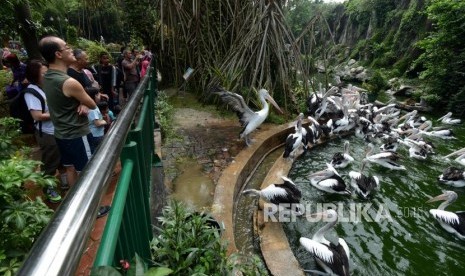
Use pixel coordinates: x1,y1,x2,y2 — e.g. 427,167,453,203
24,84,54,135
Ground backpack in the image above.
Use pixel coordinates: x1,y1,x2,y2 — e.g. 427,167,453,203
9,87,46,135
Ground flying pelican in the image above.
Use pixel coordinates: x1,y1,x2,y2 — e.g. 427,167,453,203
349,160,380,199
242,175,302,214
438,112,461,125
214,87,283,146
308,163,351,195
300,209,350,276
330,140,354,169
283,113,304,159
438,167,465,187
427,191,465,239
364,143,406,170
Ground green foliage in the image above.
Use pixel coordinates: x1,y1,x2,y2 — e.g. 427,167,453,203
415,0,465,113
150,200,229,275
0,70,13,103
155,91,175,141
0,117,55,274
76,38,109,65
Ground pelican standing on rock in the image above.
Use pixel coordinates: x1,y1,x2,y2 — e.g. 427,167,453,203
349,160,379,198
214,87,283,146
330,140,354,169
300,209,350,276
427,191,465,239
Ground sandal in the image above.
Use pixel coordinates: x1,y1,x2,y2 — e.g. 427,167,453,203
97,205,111,218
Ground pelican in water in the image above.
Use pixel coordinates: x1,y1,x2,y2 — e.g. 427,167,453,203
416,121,456,139
214,87,283,146
300,209,350,276
444,147,465,167
283,113,304,159
349,160,380,199
242,175,302,214
427,191,465,239
364,143,406,170
438,112,461,125
330,140,354,169
438,167,465,187
308,163,351,195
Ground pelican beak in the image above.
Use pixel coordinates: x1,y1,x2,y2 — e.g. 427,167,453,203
265,93,284,114
426,193,448,203
309,168,331,180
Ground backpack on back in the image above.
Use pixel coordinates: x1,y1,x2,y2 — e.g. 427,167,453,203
9,88,45,134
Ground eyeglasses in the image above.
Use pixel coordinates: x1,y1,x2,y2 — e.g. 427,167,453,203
58,46,71,52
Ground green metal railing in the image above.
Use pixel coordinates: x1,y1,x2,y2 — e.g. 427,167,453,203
18,60,161,275
93,64,161,268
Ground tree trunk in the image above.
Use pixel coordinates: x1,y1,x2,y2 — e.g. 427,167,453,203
13,2,41,60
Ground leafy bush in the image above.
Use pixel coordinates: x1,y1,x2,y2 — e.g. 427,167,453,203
155,91,175,141
76,38,109,64
150,201,229,275
0,118,55,275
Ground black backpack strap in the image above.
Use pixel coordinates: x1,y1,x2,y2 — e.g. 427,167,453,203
24,88,46,136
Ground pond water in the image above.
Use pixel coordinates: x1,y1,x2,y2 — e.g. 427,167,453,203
285,117,465,275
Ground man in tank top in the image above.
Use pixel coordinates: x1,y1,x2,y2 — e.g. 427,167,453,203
38,36,110,218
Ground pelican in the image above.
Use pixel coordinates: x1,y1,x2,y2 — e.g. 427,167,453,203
283,113,304,159
242,175,302,213
214,87,283,146
417,121,456,139
427,191,465,239
364,143,406,170
444,147,465,166
349,160,380,199
438,112,461,125
300,209,350,276
330,141,354,169
308,163,351,195
438,167,465,187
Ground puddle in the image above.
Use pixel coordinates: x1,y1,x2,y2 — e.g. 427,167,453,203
170,158,215,212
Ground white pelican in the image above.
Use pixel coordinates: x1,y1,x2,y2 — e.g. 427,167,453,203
438,112,461,125
364,143,406,170
308,163,351,195
427,191,465,239
438,167,465,187
242,176,302,213
284,113,304,159
330,141,354,169
416,121,456,139
214,87,283,146
300,209,350,276
349,160,380,199
444,147,465,166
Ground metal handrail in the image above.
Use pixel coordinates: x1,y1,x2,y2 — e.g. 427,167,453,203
17,66,153,276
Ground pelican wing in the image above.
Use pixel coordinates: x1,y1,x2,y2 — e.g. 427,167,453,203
430,209,460,225
215,90,256,127
300,237,334,263
441,167,464,181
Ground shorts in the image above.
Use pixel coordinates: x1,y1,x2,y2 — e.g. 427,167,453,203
55,133,93,172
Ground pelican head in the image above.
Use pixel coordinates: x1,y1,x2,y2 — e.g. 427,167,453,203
438,112,452,121
309,163,338,180
427,190,457,204
259,89,283,114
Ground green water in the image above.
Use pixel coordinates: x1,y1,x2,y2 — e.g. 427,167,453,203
285,120,465,275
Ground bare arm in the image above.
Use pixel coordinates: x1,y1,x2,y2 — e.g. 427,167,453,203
30,110,50,121
62,78,97,109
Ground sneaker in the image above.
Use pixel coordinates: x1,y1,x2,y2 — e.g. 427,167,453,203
45,187,62,203
60,183,70,191
97,205,111,218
